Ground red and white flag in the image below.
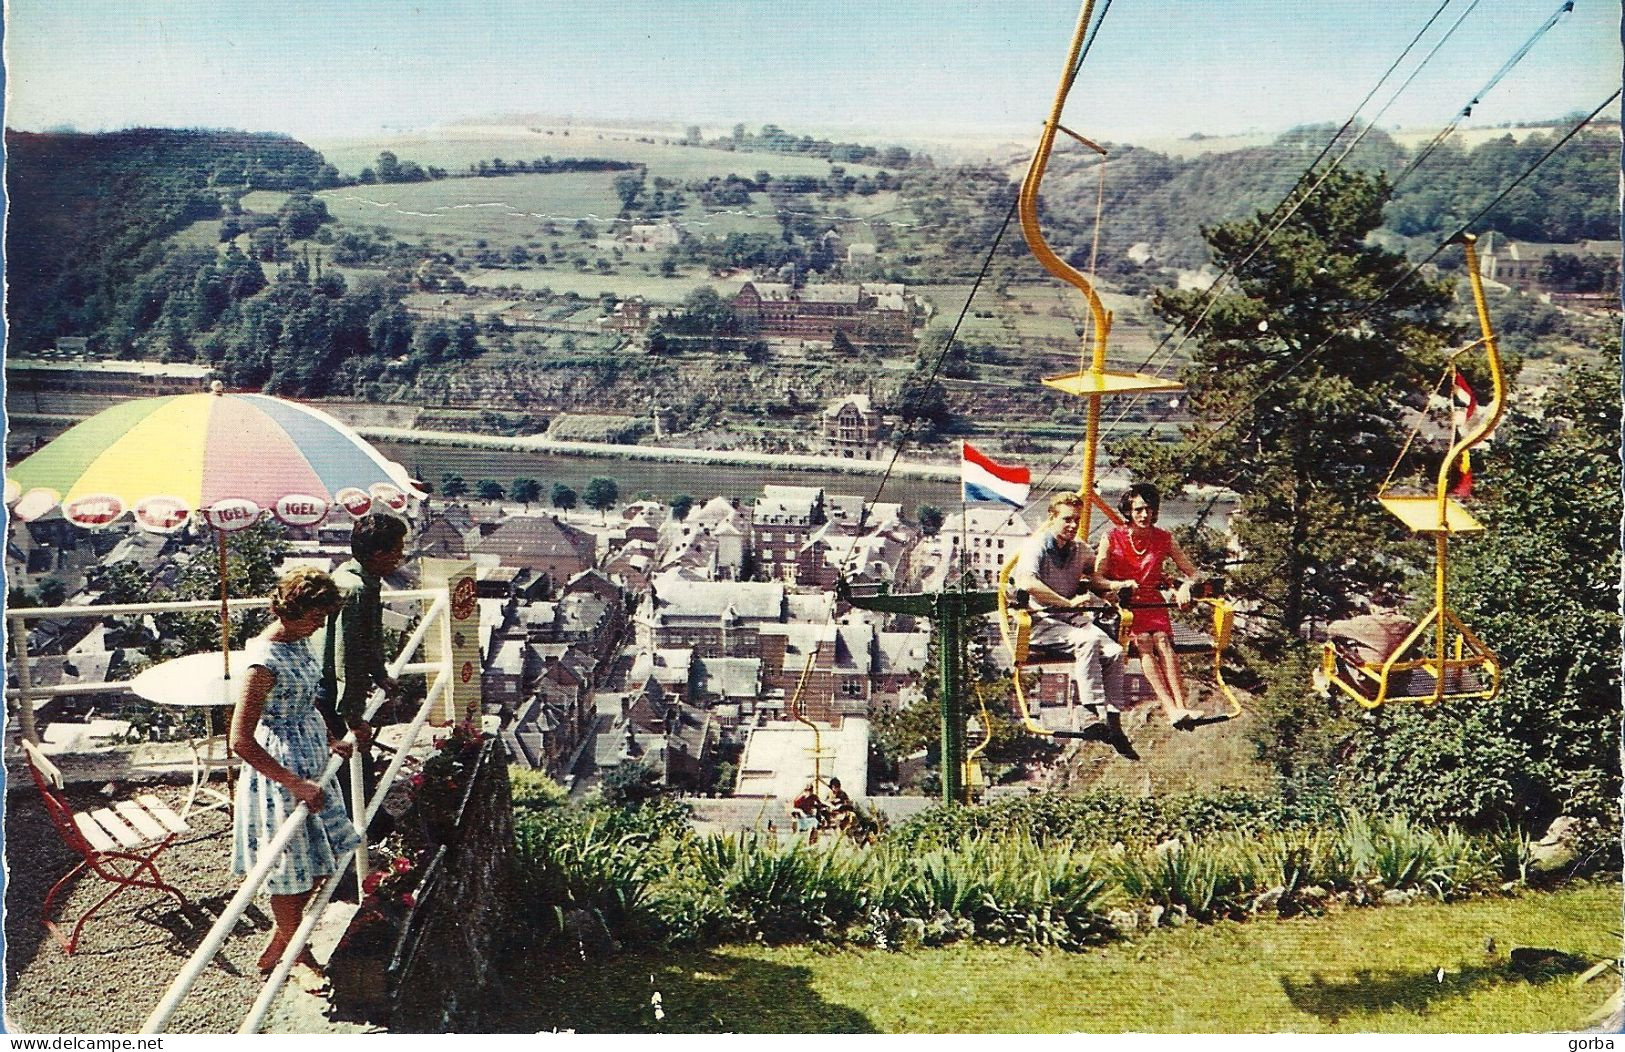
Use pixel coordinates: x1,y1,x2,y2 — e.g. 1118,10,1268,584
1451,371,1478,428
1449,372,1477,499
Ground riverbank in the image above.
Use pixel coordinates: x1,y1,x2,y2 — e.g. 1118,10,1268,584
7,410,1231,520
357,424,960,482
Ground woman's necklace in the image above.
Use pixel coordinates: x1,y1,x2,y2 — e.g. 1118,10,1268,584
1127,528,1150,559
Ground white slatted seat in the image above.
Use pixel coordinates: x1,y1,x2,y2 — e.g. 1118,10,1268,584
22,739,191,954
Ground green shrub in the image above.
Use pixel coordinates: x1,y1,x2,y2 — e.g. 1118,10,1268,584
888,788,1303,853
677,833,869,943
1111,838,1254,921
509,766,569,812
512,789,1545,957
884,843,991,918
600,759,664,807
977,837,1111,948
1336,811,1495,900
1229,828,1338,896
1485,821,1534,885
513,810,661,943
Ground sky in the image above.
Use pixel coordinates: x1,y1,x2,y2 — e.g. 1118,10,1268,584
2,0,1621,144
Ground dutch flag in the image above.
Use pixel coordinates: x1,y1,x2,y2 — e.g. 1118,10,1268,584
961,442,1030,508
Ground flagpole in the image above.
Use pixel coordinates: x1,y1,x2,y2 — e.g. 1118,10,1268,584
958,492,969,588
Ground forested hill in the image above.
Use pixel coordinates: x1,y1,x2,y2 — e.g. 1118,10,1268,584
1032,125,1617,279
3,122,1612,398
5,128,342,356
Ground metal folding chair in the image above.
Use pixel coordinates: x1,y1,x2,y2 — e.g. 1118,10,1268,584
21,739,191,954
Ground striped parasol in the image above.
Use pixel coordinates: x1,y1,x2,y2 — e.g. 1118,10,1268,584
6,383,422,531
5,382,424,678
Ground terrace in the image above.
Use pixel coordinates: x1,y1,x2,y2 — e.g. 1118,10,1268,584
5,582,467,1034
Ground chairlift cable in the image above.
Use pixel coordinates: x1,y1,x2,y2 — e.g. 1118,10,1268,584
835,0,1116,570
1177,91,1618,462
1115,0,1468,395
1377,360,1460,495
1391,0,1576,192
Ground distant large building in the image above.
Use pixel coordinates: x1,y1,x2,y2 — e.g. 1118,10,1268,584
918,506,1036,590
751,485,826,583
731,281,913,344
472,515,597,594
7,357,213,396
1478,232,1621,295
821,394,882,460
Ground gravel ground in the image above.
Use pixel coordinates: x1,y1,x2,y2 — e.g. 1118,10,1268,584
5,775,380,1034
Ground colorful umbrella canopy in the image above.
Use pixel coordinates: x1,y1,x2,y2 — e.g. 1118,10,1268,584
5,385,423,532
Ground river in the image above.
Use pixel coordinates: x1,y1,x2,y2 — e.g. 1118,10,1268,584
7,398,1227,528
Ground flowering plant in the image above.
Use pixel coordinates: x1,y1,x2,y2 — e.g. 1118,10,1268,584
425,719,486,777
335,840,429,956
411,719,489,842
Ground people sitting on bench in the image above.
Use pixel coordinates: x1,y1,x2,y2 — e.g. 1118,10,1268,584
825,777,856,835
788,782,829,842
1095,482,1207,729
1013,492,1135,755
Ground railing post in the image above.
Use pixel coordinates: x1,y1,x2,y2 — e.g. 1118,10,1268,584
439,591,458,725
349,742,369,891
11,613,38,744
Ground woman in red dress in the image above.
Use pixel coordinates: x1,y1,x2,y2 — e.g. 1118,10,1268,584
1095,483,1205,728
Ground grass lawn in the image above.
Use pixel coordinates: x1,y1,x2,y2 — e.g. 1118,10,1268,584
318,173,625,243
169,217,223,251
239,189,293,213
495,882,1620,1034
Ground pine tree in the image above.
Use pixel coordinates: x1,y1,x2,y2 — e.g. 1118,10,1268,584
1126,167,1458,647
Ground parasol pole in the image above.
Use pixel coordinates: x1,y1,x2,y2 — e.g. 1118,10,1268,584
216,526,232,680
208,379,234,682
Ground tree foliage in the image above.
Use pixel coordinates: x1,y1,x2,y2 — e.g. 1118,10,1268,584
916,504,944,537
1126,167,1457,645
155,521,293,658
583,477,619,514
6,129,340,355
601,759,664,807
1343,364,1622,840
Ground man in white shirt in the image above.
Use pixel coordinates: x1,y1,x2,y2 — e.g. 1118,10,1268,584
1013,491,1135,754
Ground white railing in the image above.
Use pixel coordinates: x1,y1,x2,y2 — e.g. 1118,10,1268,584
3,589,459,1034
7,596,276,745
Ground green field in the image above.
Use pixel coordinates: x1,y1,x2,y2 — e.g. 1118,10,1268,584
495,882,1622,1033
663,187,915,241
307,126,882,183
239,189,293,213
318,172,625,245
170,217,224,251
462,268,743,301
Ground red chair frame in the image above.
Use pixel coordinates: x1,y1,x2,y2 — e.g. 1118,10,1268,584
22,740,190,954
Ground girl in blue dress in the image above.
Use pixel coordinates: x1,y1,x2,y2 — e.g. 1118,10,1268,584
229,567,362,979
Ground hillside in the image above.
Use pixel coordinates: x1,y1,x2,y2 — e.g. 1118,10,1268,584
4,121,1614,458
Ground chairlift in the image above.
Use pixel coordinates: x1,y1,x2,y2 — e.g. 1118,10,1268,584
997,553,1241,737
1315,233,1505,708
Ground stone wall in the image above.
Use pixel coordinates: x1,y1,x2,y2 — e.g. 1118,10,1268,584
389,737,517,1032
